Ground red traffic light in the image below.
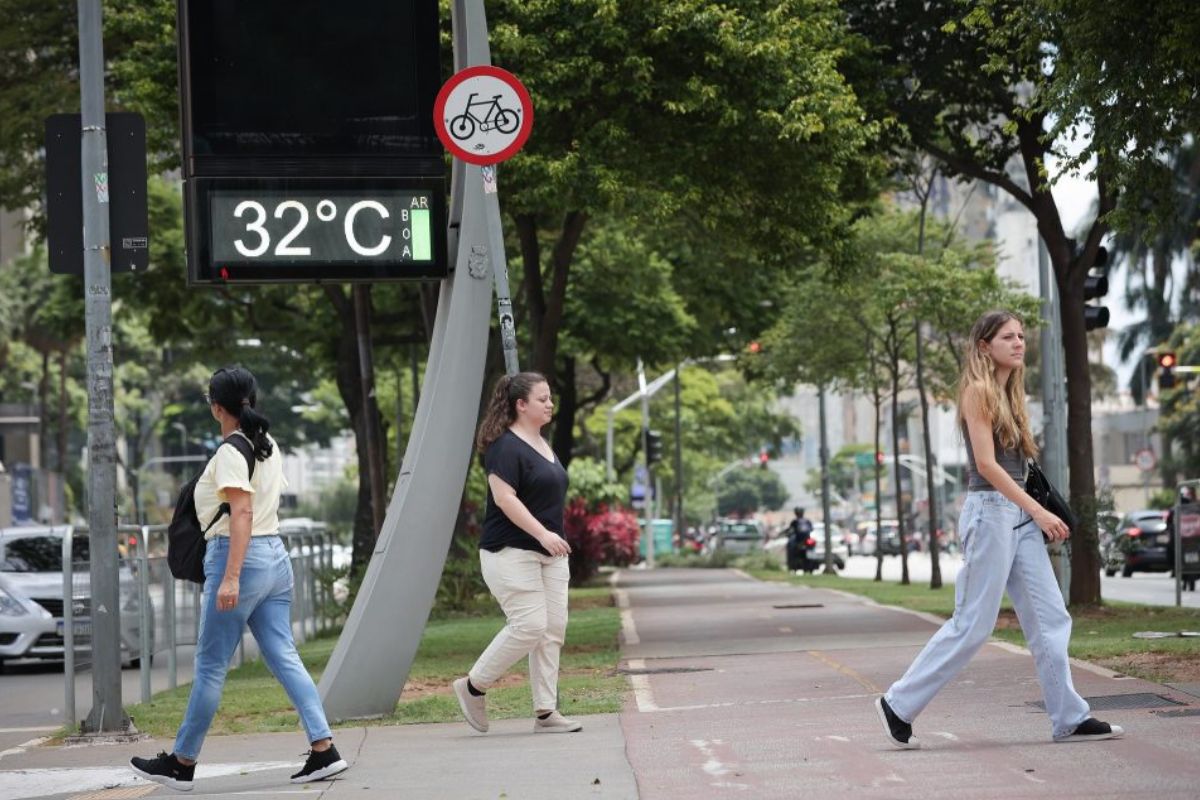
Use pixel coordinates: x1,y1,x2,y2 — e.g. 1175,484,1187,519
1157,352,1177,369
875,451,885,465
747,341,762,354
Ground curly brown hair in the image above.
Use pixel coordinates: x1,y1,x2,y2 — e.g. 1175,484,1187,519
475,371,549,453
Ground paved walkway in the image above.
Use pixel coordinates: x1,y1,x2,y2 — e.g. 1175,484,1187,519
1,567,1198,799
614,568,1200,799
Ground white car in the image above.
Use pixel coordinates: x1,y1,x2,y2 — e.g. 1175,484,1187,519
807,523,850,570
0,526,152,668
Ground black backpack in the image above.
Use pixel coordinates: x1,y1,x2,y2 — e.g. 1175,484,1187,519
167,434,257,584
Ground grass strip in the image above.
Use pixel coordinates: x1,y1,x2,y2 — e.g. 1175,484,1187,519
747,568,1200,684
125,586,623,738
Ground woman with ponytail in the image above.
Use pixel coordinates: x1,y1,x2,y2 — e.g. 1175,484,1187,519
453,372,582,735
874,311,1123,749
131,367,347,791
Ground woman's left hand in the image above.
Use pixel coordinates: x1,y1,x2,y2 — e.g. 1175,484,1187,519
217,575,240,612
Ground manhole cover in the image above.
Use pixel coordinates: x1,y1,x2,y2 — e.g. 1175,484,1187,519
1028,693,1186,711
773,603,825,609
618,666,713,675
1152,708,1200,718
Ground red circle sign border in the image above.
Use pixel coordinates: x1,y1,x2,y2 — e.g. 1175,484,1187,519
434,65,534,166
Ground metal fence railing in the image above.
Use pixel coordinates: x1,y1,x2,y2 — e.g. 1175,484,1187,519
58,521,337,728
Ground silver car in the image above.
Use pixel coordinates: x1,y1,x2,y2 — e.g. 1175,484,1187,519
0,526,152,668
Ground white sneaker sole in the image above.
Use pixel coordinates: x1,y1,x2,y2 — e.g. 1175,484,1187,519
130,764,194,792
1055,724,1124,743
875,697,921,750
291,759,349,783
534,722,583,733
453,678,489,733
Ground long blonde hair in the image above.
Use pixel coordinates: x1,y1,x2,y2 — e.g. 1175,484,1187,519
957,310,1037,458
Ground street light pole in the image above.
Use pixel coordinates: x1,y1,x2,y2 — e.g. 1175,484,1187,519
818,385,835,575
171,421,188,455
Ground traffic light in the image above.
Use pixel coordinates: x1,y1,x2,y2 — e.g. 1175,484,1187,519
645,429,664,465
747,341,762,355
1083,246,1110,331
759,448,769,469
1158,351,1177,390
875,451,885,466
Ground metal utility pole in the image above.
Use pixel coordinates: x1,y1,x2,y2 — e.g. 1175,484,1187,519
638,359,655,568
1039,240,1071,602
818,385,835,574
77,0,129,733
674,364,684,549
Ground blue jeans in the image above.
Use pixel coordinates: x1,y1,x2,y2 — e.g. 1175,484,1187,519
884,491,1091,739
174,536,332,759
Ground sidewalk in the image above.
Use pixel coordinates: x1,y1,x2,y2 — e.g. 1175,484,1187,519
2,567,1198,799
615,568,1200,799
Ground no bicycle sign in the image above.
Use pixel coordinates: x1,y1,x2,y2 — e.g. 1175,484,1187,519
434,65,533,166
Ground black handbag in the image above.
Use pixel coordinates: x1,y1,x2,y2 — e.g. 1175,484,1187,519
1025,459,1079,532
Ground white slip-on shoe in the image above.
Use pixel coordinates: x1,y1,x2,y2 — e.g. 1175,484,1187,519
453,677,489,732
534,710,583,733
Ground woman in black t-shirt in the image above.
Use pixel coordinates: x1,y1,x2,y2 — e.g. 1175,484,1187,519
452,372,583,734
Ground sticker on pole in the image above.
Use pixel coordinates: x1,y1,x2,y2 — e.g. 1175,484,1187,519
434,66,533,166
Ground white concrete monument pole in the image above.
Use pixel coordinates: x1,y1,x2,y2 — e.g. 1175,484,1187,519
318,0,500,719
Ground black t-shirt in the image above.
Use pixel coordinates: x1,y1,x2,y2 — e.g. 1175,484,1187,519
480,430,569,555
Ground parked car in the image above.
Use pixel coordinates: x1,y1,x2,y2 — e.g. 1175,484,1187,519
709,519,765,556
0,525,153,668
1105,510,1171,577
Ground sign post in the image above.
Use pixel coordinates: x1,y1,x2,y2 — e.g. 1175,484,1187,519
77,0,130,734
434,65,534,376
1175,480,1200,607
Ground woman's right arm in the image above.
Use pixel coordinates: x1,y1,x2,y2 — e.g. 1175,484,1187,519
488,473,572,556
961,386,1070,542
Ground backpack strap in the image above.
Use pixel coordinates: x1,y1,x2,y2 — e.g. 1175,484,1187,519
202,433,260,533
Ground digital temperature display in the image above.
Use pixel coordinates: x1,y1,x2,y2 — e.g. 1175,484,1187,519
185,177,447,284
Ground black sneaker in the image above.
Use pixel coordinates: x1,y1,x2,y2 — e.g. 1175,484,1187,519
875,696,921,749
290,744,349,783
130,751,195,792
1055,717,1124,743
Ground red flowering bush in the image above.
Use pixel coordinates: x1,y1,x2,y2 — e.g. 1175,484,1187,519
564,498,641,585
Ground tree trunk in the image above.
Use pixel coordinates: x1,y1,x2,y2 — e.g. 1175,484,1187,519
551,355,577,467
914,318,942,589
531,211,589,377
889,327,910,585
324,286,376,581
873,381,884,582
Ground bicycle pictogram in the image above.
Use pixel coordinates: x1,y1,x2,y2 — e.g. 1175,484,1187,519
449,93,521,140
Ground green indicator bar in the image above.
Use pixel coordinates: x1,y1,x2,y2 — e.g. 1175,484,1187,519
411,208,431,261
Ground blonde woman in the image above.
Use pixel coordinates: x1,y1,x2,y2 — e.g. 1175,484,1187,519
453,371,582,734
875,311,1123,748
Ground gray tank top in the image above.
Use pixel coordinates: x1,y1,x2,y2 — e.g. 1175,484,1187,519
963,424,1026,491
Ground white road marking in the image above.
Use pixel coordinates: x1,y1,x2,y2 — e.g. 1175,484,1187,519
626,658,660,712
0,762,294,800
930,731,959,740
689,739,729,776
870,773,908,787
639,691,875,714
0,738,51,765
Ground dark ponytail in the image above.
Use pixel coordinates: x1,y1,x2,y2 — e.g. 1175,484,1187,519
208,366,274,461
475,371,547,453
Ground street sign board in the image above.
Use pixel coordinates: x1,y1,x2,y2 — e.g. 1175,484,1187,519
1134,448,1157,473
44,113,148,275
434,66,533,165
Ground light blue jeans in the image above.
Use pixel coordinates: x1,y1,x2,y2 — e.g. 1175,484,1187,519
884,491,1091,739
174,536,332,759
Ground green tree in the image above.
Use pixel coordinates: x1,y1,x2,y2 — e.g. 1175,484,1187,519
486,0,879,458
842,0,1128,603
715,466,788,517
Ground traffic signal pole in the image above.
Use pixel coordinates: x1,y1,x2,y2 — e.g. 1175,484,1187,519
77,0,130,733
1039,240,1071,603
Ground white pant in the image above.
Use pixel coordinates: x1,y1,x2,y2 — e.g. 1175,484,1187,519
885,491,1091,739
469,547,570,711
